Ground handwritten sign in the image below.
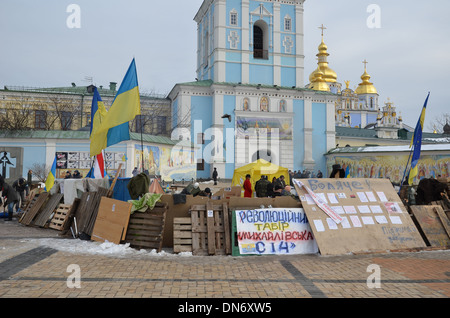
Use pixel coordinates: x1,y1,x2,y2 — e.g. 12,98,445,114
235,208,318,255
294,178,426,255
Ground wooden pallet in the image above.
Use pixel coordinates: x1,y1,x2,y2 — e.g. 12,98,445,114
19,192,49,226
190,202,231,256
73,187,109,236
33,193,64,227
124,202,167,252
173,217,193,253
48,204,72,231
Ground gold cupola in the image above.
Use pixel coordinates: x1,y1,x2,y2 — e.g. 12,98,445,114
309,69,331,92
355,60,378,95
309,24,338,85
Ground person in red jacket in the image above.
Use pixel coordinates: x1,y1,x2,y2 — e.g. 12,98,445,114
243,174,253,198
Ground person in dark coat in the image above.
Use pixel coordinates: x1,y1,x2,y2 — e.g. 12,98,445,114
1,177,21,220
72,170,82,179
212,168,218,185
12,177,29,205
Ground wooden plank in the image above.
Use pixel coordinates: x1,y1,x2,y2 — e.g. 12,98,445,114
20,192,49,226
434,206,450,239
107,163,122,198
223,203,231,255
33,193,64,227
189,202,230,256
124,202,167,252
92,197,132,244
173,217,193,253
48,204,72,231
410,205,450,248
207,201,216,255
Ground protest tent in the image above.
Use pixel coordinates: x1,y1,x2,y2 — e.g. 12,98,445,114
231,159,290,192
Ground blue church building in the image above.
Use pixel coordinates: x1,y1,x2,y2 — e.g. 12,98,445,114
168,0,337,180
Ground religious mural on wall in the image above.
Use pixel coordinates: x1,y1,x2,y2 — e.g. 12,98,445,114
134,145,196,181
236,116,293,140
328,154,450,185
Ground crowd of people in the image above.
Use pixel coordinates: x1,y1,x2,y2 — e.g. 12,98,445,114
242,174,291,198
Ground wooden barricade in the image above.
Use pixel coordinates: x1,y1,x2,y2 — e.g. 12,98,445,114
190,202,231,256
124,202,168,252
19,192,49,226
173,217,193,253
411,205,450,248
73,187,109,237
48,204,73,231
33,193,64,227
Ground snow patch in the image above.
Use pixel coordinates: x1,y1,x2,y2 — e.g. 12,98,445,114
26,238,193,258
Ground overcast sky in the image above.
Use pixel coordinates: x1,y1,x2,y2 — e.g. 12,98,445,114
1,0,449,131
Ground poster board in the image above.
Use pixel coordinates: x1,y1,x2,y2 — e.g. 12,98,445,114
234,207,318,255
91,197,132,244
293,178,426,255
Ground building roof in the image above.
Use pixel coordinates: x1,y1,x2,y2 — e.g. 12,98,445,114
173,80,336,96
328,143,450,155
1,85,168,100
336,126,449,143
0,130,193,147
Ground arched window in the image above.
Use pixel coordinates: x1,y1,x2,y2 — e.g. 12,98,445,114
253,20,268,59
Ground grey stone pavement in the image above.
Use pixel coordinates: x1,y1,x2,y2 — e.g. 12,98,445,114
0,216,449,311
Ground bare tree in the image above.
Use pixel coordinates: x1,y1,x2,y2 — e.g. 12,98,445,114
48,97,77,130
28,163,50,183
0,107,33,131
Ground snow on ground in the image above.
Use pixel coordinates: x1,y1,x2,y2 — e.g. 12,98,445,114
25,237,193,258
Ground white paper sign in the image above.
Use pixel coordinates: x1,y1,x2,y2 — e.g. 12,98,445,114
236,208,319,255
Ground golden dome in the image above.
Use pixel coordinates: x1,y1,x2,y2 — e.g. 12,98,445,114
309,27,338,85
309,70,331,92
355,63,378,95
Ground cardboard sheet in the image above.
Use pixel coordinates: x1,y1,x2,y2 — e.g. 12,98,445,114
293,178,426,255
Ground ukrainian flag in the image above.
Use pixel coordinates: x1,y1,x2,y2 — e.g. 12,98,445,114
45,156,57,192
408,92,430,185
90,87,107,136
90,59,141,156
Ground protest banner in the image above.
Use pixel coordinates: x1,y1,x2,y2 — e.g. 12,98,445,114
235,208,318,255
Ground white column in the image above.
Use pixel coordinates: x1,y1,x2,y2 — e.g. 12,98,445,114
45,140,56,169
303,98,315,168
241,0,250,84
273,3,281,86
326,100,337,152
295,4,305,88
214,0,227,83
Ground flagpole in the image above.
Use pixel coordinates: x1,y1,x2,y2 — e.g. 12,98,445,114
140,115,145,173
398,146,414,194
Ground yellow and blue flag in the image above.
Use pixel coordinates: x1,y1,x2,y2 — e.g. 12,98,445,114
408,92,430,185
90,87,108,136
45,155,57,192
90,58,141,156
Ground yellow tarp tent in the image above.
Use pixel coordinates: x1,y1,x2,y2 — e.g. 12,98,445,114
231,159,290,196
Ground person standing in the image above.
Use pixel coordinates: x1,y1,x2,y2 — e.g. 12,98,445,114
1,178,21,221
27,170,33,187
243,174,253,198
12,177,29,206
255,175,270,197
212,167,218,185
132,167,139,177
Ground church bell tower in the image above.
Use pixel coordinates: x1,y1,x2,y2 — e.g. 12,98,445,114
194,0,306,88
